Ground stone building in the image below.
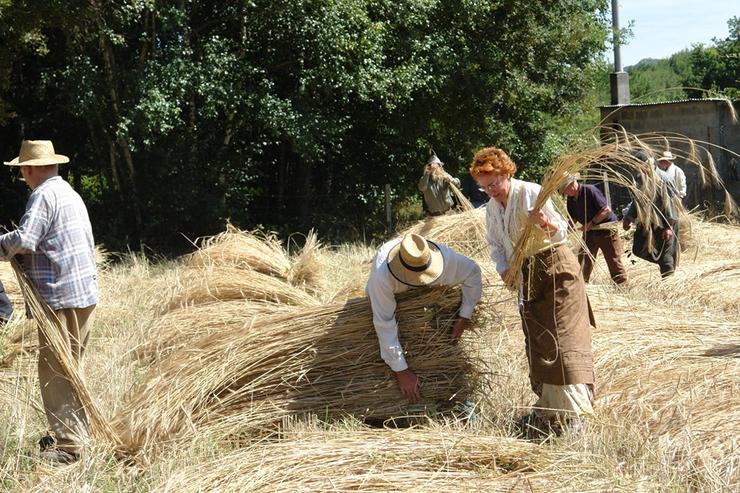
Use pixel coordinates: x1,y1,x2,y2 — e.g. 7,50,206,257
598,98,739,212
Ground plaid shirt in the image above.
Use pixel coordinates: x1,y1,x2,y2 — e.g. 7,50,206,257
0,176,99,310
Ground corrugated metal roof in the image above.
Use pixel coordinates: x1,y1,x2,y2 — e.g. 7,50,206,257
599,98,735,109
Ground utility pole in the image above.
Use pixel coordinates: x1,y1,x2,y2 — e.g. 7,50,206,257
610,0,630,105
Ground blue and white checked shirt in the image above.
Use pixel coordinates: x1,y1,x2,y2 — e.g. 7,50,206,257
0,176,99,310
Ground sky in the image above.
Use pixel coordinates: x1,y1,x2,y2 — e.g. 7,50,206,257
614,0,736,67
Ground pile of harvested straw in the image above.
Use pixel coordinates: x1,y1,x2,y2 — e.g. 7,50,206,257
165,265,320,312
401,208,489,263
184,225,291,278
585,287,740,488
114,286,493,455
133,300,291,362
153,428,596,493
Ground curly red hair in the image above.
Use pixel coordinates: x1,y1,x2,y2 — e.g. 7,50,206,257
469,147,517,178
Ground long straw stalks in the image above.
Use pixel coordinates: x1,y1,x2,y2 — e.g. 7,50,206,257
113,286,494,455
10,259,121,450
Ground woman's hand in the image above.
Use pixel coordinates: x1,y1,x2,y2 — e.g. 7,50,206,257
527,208,549,229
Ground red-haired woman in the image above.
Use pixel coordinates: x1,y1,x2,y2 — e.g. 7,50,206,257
470,146,595,437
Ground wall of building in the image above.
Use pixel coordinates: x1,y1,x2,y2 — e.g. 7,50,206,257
600,100,739,212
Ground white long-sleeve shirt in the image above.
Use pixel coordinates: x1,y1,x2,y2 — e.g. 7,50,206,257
365,239,482,372
663,164,687,199
485,179,568,276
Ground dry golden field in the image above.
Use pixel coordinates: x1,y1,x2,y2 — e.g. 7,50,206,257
0,212,737,492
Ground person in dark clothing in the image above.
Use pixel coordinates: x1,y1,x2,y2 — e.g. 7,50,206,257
0,280,12,324
622,151,681,278
559,175,627,285
460,175,489,208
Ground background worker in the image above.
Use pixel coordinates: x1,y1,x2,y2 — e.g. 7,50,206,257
559,175,627,285
623,150,681,278
418,153,461,216
656,150,687,201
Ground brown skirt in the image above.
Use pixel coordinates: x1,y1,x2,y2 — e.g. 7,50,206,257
520,244,595,387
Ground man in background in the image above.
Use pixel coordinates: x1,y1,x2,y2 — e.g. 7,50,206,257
623,150,681,278
559,175,627,285
656,151,687,201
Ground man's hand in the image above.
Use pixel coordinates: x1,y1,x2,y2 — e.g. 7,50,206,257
583,220,594,233
661,228,674,241
622,218,632,231
450,317,469,344
395,369,420,403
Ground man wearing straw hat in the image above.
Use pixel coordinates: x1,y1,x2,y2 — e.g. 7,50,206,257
418,153,461,216
559,174,627,285
656,150,687,200
366,233,482,403
0,140,98,464
623,150,680,278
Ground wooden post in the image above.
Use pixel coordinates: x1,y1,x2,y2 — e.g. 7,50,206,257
385,183,392,235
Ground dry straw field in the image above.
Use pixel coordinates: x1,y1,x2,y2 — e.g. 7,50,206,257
0,208,737,492
1,130,739,491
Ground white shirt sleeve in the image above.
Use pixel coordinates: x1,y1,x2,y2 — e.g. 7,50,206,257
366,250,408,372
521,183,567,242
485,202,509,275
675,167,687,198
432,244,482,319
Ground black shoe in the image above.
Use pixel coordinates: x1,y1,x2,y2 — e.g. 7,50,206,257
40,448,79,464
38,434,56,452
514,413,551,441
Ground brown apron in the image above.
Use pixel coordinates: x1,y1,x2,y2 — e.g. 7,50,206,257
520,244,595,388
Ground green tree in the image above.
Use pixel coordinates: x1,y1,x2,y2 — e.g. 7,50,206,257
0,0,611,252
684,17,739,99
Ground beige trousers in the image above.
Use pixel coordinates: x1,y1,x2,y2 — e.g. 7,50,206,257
37,305,96,454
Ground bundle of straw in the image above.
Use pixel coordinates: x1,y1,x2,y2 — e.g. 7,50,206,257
10,260,121,450
165,265,320,312
449,181,474,212
286,229,325,293
184,224,291,278
113,286,491,454
152,428,584,493
401,208,490,263
133,300,291,362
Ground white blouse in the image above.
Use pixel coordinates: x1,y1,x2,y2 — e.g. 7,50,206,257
485,178,567,275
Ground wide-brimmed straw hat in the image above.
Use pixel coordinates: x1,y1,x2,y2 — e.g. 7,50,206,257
387,233,444,287
657,150,676,162
557,172,580,193
4,140,69,166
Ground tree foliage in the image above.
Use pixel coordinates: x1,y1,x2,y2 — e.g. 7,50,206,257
0,0,610,252
623,16,739,103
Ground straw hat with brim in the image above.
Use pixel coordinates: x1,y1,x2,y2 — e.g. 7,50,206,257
657,151,676,162
4,140,69,166
557,172,580,194
387,234,444,287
